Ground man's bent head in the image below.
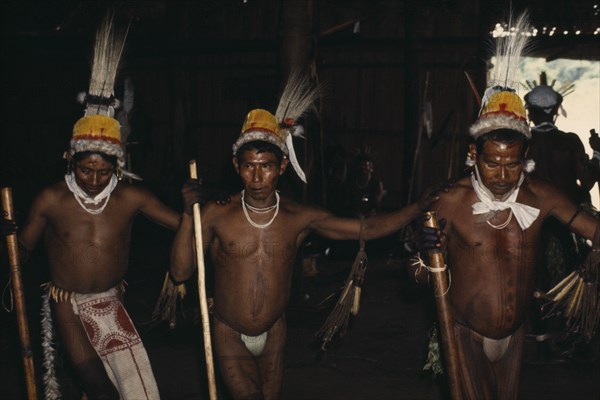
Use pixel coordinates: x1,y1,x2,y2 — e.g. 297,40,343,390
472,130,528,199
71,152,116,197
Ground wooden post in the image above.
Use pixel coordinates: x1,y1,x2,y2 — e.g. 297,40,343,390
423,211,461,400
188,161,217,400
1,187,38,400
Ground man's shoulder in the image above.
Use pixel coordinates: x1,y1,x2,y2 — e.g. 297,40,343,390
37,180,69,201
521,177,562,200
441,176,472,198
203,192,241,216
114,181,147,195
29,180,71,214
112,181,160,204
279,195,332,221
280,195,321,211
524,176,552,190
431,176,474,212
553,129,584,145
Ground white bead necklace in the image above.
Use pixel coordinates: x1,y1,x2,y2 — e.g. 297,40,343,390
241,190,279,229
65,173,118,215
245,202,278,214
486,209,513,230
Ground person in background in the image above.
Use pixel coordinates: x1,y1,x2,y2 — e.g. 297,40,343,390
524,72,598,361
344,151,386,218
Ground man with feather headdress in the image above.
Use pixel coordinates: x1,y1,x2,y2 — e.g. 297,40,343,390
170,71,439,399
419,12,600,399
2,15,181,399
524,72,598,362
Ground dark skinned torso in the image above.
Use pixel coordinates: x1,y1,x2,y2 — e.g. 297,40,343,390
205,193,316,336
433,175,597,339
20,180,180,294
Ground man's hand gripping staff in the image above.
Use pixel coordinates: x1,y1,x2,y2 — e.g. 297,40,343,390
420,212,461,400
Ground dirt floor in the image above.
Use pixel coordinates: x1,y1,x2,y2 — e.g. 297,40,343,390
1,230,599,399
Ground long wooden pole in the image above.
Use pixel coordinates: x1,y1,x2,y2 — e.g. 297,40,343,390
1,187,38,400
188,161,217,400
423,211,461,400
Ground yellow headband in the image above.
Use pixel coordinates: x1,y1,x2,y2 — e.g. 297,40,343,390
72,115,122,144
233,109,288,155
470,90,530,139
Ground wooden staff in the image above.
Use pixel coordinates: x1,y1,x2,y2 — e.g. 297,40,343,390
423,211,461,400
1,188,38,400
188,161,218,400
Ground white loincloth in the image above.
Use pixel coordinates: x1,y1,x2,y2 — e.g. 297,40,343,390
483,334,512,362
241,332,268,356
71,287,160,399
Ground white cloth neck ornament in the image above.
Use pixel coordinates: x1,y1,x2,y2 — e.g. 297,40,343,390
471,168,540,230
65,173,118,215
241,190,280,228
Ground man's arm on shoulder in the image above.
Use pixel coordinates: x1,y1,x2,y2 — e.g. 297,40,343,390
308,202,423,241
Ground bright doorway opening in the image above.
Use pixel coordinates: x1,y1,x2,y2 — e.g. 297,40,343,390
520,57,600,208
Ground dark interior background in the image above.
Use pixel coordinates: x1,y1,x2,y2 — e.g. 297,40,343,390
0,1,598,398
2,0,598,215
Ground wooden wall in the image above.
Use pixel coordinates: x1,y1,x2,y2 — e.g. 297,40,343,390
1,0,487,212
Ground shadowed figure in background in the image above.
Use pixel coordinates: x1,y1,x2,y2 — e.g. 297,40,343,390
524,72,598,362
343,151,386,219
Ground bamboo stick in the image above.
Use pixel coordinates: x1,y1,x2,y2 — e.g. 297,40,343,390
1,188,38,400
546,270,577,297
423,211,461,400
550,275,579,302
351,286,361,315
565,278,584,318
188,161,217,400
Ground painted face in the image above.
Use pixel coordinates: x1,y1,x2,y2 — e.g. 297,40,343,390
233,149,288,202
475,140,524,198
73,154,115,197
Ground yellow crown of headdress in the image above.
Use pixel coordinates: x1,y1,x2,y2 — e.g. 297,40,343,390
470,11,531,140
70,14,139,179
237,109,287,153
232,72,320,183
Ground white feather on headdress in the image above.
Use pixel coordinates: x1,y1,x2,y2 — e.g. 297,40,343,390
470,10,532,140
275,71,321,183
480,11,531,112
85,13,129,117
71,13,140,180
489,11,530,89
276,71,321,125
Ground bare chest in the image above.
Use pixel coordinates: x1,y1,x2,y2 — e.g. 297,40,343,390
449,210,539,268
211,210,301,264
45,194,137,244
